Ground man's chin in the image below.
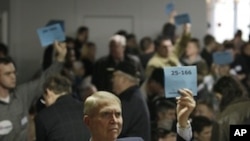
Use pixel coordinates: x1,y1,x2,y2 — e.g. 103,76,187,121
7,85,16,90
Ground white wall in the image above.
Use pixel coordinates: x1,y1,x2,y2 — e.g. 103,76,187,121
9,0,206,83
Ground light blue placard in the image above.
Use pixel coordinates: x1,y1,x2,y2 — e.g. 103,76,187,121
164,66,197,98
37,23,65,47
165,2,174,15
174,13,191,25
213,51,233,65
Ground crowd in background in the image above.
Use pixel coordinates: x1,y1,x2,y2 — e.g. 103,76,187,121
1,10,250,141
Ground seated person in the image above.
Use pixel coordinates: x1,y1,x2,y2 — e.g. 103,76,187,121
152,128,177,141
152,97,176,130
83,89,195,141
191,116,213,141
193,99,216,120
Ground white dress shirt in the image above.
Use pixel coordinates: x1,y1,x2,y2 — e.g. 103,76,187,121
177,120,192,141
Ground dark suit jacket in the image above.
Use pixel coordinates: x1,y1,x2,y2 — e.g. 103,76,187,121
177,134,188,141
117,137,144,141
118,86,151,141
35,94,90,141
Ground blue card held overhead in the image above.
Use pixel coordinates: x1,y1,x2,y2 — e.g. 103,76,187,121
174,13,191,25
164,66,197,98
165,2,174,15
213,51,233,65
37,23,65,47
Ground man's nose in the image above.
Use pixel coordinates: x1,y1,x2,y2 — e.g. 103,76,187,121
110,114,119,123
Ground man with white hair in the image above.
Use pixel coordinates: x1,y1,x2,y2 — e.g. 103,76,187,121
92,34,144,92
83,91,143,141
83,90,195,141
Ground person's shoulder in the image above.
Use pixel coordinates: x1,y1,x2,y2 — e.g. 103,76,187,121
146,53,158,65
117,137,144,141
37,103,57,118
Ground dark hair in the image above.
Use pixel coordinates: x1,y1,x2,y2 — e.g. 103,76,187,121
126,34,136,40
213,76,243,112
235,29,242,37
115,30,128,37
0,56,15,65
152,128,173,141
189,38,200,49
162,23,176,44
149,68,164,88
65,36,75,43
224,42,235,50
203,34,215,46
77,26,88,34
191,116,213,134
43,74,72,95
196,99,214,112
140,37,153,52
155,36,172,49
154,97,176,115
0,43,8,56
86,42,96,48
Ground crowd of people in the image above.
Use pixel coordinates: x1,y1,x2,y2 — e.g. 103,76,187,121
1,10,250,141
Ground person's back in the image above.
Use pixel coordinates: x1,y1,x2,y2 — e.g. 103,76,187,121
211,76,250,141
111,61,150,141
35,74,90,141
216,99,250,139
35,94,90,141
118,86,150,141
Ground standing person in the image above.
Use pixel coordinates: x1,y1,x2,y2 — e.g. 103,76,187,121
112,61,150,141
92,34,144,92
211,76,250,141
201,34,217,71
146,23,191,78
0,41,66,141
139,37,155,69
81,41,96,78
35,75,90,141
75,26,89,59
0,42,8,57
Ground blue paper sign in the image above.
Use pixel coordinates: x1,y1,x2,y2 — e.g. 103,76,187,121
37,23,65,47
166,2,174,15
213,51,233,65
174,13,191,25
164,66,197,98
46,20,65,32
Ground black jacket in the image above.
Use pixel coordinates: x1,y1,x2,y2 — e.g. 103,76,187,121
118,86,150,141
35,94,90,141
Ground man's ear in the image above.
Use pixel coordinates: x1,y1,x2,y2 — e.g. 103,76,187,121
83,115,90,126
